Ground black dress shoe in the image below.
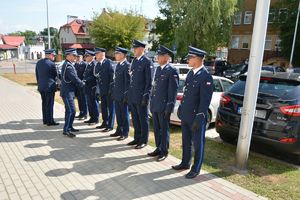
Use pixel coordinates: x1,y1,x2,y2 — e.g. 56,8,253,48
135,143,147,149
63,131,76,138
127,140,138,146
172,164,190,170
96,124,107,129
117,136,128,141
110,132,120,137
88,121,98,125
185,171,199,179
84,119,93,123
70,127,79,132
47,122,60,126
75,115,81,118
78,116,87,120
147,149,160,157
157,154,168,162
101,128,113,132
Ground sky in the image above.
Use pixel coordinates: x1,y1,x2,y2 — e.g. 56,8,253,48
0,0,160,34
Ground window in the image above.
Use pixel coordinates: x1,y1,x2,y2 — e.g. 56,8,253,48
268,9,276,23
234,12,242,25
213,79,223,92
221,80,233,92
231,36,239,49
244,11,253,24
275,38,282,52
241,36,250,49
264,36,272,50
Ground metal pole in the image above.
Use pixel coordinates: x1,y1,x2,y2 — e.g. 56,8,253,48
46,0,51,49
289,0,300,66
235,0,270,170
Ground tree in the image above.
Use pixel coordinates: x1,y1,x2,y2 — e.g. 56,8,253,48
89,10,146,52
154,0,240,57
39,27,60,50
273,0,300,66
8,30,37,45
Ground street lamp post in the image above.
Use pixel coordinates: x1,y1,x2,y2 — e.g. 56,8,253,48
289,0,300,66
46,0,51,49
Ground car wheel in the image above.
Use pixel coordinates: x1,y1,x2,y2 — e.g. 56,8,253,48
206,112,211,130
219,132,237,144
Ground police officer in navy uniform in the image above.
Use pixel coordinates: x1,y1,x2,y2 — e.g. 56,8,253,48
148,45,179,161
74,52,88,120
127,40,153,149
60,49,85,137
94,47,115,132
83,50,99,125
35,49,59,126
110,47,130,141
172,46,213,179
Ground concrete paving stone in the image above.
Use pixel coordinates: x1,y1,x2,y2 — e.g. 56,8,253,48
8,193,21,200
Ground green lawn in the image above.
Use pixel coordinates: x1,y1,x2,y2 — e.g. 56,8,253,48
2,73,300,200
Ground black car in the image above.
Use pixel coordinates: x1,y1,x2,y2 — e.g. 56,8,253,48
204,60,231,76
216,72,300,162
223,64,248,81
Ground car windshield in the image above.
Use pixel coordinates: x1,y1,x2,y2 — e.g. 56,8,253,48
229,78,300,98
178,80,185,93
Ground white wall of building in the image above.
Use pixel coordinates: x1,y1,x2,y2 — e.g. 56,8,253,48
59,27,76,44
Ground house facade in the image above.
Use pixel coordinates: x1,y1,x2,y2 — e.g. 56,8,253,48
59,19,95,51
0,35,25,60
228,0,288,66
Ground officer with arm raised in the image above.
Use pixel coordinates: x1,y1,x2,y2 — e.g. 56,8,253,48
172,46,213,179
60,48,85,138
148,45,179,161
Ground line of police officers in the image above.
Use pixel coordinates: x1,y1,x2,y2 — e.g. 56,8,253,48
35,40,213,179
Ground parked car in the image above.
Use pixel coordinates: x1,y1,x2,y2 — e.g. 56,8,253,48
55,62,63,90
204,60,231,76
216,72,300,161
223,64,248,82
261,65,285,73
170,74,234,129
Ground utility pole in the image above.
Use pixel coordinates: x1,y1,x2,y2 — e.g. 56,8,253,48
46,0,51,49
235,0,270,171
289,0,300,66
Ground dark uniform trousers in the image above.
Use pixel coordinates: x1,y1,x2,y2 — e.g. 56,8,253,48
178,67,213,174
128,55,153,144
115,100,129,137
60,60,85,132
95,59,115,128
83,61,99,123
112,60,130,136
62,93,76,132
35,58,57,124
40,91,55,124
75,61,88,117
150,64,179,155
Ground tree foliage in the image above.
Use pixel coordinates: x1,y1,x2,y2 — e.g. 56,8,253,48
153,0,239,57
89,10,146,51
273,0,300,66
39,27,60,50
8,30,37,45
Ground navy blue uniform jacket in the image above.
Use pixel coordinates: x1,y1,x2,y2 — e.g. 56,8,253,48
74,61,87,80
94,58,114,97
60,60,84,97
35,58,57,92
112,60,130,102
179,67,213,124
150,64,179,113
83,60,97,89
128,55,153,104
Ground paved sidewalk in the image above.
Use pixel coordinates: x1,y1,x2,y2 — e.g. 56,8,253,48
0,76,266,200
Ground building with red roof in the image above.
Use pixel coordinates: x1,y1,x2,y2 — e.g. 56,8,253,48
59,19,95,51
0,35,25,60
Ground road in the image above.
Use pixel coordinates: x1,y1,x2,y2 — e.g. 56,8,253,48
0,60,37,73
